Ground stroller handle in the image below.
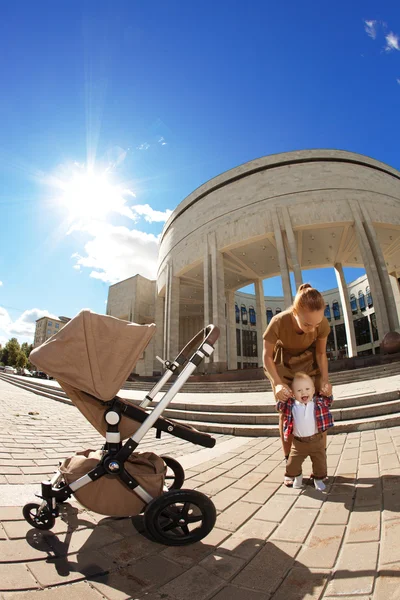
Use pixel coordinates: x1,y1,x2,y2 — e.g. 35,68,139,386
175,324,220,365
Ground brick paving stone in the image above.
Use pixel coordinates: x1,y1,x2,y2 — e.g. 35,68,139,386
256,494,297,523
336,459,358,475
212,487,247,512
45,523,125,556
259,463,285,480
230,472,266,490
380,518,400,565
272,567,329,600
225,464,256,479
158,565,224,600
354,481,382,508
2,581,104,599
294,489,326,510
210,585,269,600
232,517,277,541
100,534,162,566
196,476,235,496
297,524,345,568
361,441,377,452
192,467,228,483
379,453,400,472
271,508,318,543
360,451,379,465
0,537,53,563
0,507,25,520
232,540,301,594
199,551,246,580
324,542,378,596
346,509,381,543
161,527,230,567
241,482,279,504
0,564,39,592
374,562,400,600
341,448,359,460
216,501,260,532
27,550,115,588
317,496,352,525
218,534,267,561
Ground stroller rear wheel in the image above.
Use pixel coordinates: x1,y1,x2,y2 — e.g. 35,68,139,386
23,502,55,530
161,456,185,490
143,489,216,546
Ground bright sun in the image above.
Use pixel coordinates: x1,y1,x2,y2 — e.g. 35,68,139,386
60,171,120,221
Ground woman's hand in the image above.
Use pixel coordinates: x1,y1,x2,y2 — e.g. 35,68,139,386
320,380,332,396
275,383,292,402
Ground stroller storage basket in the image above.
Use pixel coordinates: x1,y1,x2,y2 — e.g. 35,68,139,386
61,450,166,516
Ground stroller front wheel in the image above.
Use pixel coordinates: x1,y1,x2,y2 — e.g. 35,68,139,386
161,456,185,490
143,489,216,546
23,503,55,530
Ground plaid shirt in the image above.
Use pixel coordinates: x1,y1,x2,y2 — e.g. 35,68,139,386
277,394,334,440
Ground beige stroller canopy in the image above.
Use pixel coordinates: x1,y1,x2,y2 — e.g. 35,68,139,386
30,310,156,401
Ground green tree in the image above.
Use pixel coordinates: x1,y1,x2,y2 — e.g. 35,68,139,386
16,351,27,370
3,338,20,366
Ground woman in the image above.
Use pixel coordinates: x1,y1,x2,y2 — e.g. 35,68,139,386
263,283,333,481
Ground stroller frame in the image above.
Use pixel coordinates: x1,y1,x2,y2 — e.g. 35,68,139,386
24,324,220,545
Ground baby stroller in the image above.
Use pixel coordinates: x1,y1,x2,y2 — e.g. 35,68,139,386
23,310,220,546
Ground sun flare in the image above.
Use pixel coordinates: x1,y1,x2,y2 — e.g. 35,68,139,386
60,171,120,221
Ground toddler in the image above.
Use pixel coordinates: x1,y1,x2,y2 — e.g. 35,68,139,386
277,371,333,491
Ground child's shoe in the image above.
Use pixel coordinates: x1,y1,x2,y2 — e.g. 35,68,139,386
314,479,326,491
284,476,294,487
293,475,303,489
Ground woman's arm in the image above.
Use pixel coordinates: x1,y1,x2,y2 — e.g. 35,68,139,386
263,339,292,401
315,336,332,395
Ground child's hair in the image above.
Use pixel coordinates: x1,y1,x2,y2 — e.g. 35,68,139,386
293,283,325,313
292,371,315,385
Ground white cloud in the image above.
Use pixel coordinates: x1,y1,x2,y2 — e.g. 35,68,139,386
385,32,400,51
397,78,400,84
0,280,3,286
137,143,150,151
364,20,377,39
130,203,172,223
0,306,57,345
71,222,160,283
158,137,167,146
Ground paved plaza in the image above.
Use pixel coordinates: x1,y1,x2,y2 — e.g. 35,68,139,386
1,378,400,599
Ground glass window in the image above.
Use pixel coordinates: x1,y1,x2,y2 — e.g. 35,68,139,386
275,307,281,315
241,305,248,325
354,316,371,345
266,308,273,324
327,326,335,352
235,304,240,324
366,286,373,307
358,290,366,311
242,330,258,357
332,301,340,320
47,329,51,336
370,312,379,341
48,321,52,326
249,306,256,326
324,304,331,321
236,329,241,356
55,323,59,329
335,323,347,350
350,294,357,314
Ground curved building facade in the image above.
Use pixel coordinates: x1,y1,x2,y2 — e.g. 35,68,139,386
155,149,400,372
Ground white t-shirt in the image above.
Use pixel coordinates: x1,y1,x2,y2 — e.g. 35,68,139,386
292,400,318,438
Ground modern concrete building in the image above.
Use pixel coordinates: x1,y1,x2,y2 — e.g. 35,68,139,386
107,149,400,375
33,316,70,348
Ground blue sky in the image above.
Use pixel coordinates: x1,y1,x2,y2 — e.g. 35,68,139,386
1,0,400,344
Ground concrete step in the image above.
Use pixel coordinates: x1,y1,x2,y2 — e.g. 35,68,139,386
123,361,400,393
2,372,400,436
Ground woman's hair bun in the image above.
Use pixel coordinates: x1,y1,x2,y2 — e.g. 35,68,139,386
298,283,313,292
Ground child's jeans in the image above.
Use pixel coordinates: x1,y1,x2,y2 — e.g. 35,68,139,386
285,431,327,480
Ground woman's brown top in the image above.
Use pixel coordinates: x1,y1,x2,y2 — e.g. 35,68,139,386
263,309,330,357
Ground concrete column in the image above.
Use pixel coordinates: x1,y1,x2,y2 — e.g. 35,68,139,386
332,324,338,358
255,278,267,367
360,204,400,332
226,290,237,370
389,272,400,326
272,208,292,308
164,263,180,360
367,313,376,354
281,206,303,292
350,202,390,340
163,263,170,359
334,262,357,357
209,232,227,369
154,292,165,371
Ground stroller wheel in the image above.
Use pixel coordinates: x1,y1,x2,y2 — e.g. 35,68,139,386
143,489,216,546
23,503,55,530
161,456,185,490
